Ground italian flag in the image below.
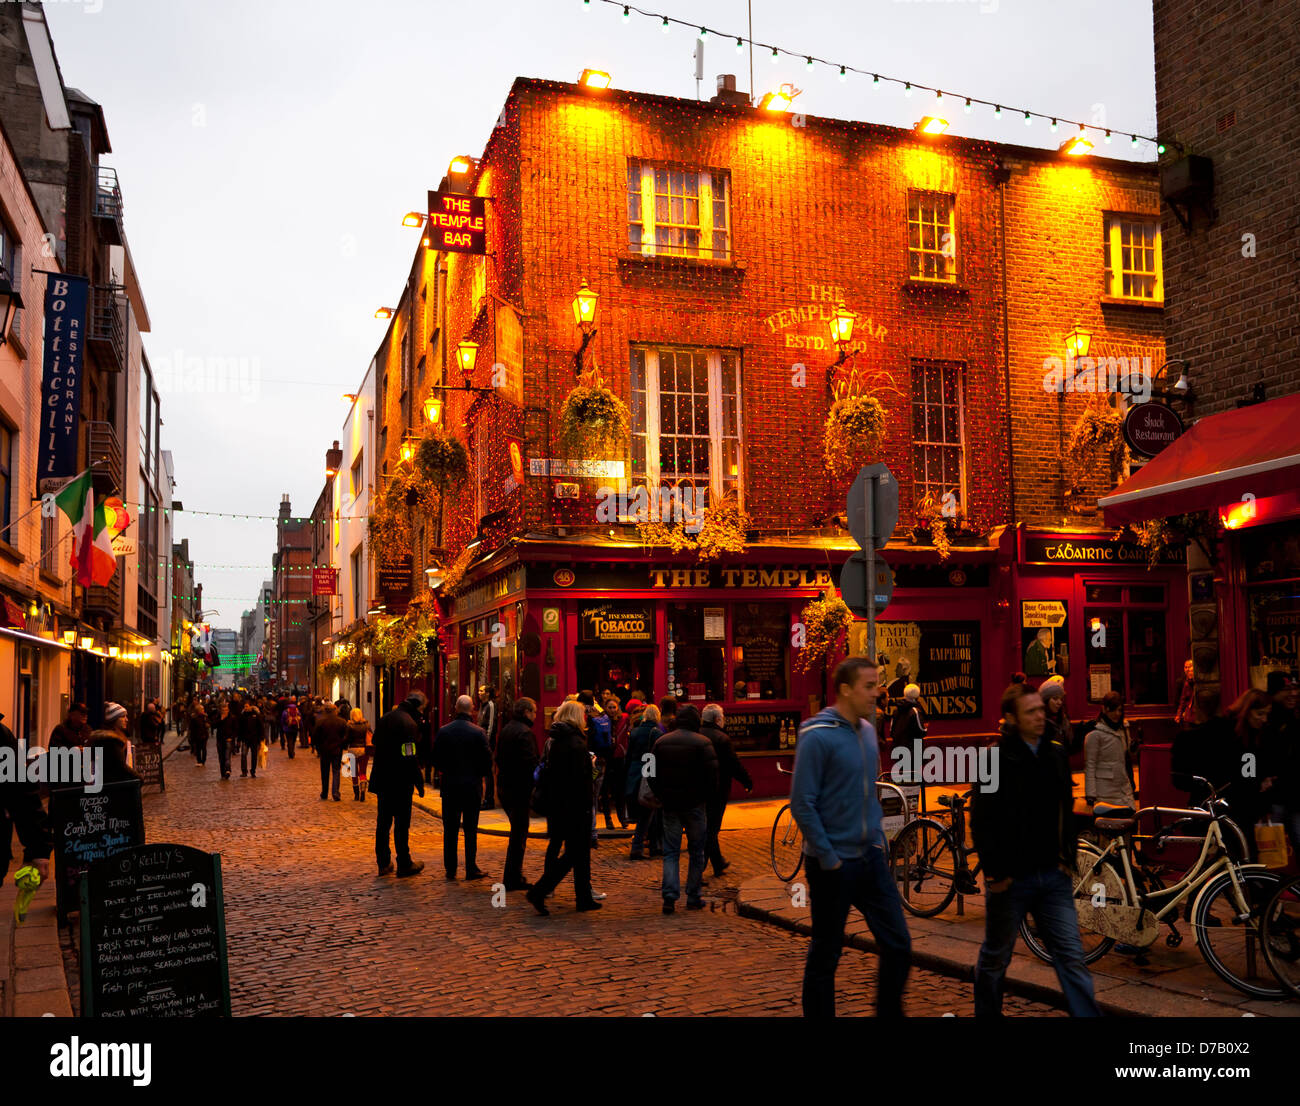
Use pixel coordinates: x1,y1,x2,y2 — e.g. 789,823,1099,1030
54,471,117,588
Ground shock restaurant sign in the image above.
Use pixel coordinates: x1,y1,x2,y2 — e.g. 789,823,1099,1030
427,190,486,254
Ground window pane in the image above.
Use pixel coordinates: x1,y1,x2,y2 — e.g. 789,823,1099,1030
1083,610,1125,701
692,438,709,475
1086,584,1123,603
732,603,791,700
692,396,708,435
1128,611,1169,704
1128,585,1164,604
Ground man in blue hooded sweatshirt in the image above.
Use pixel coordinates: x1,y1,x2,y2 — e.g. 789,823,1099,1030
791,655,912,1017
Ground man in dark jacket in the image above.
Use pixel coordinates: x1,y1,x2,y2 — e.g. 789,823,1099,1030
48,702,90,752
495,697,539,890
970,683,1100,1017
1,714,53,884
477,685,500,809
699,704,752,877
211,698,236,779
369,691,427,876
138,700,165,744
237,700,264,778
649,705,718,913
433,695,492,880
311,701,350,801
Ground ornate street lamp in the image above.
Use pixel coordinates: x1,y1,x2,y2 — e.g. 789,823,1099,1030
572,279,599,375
1065,325,1092,359
455,339,479,379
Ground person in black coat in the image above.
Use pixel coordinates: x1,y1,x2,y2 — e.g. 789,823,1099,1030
237,701,264,778
1,715,52,884
311,701,351,801
433,695,493,880
477,685,500,809
189,704,211,765
211,699,237,779
526,702,601,915
369,691,427,876
495,697,539,890
699,704,752,877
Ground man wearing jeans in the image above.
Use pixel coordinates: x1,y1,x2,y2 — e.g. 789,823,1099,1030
970,683,1101,1017
791,657,912,1018
649,705,718,914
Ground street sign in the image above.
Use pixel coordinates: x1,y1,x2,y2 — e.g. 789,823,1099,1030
847,462,899,551
839,555,894,618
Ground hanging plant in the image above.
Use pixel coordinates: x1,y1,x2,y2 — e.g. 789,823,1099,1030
795,595,853,674
559,368,630,456
438,543,476,598
318,657,341,682
415,429,471,495
694,492,751,562
1065,403,1128,494
636,515,699,554
1128,511,1219,569
407,633,431,674
372,619,412,667
823,394,887,478
337,644,364,678
911,491,955,560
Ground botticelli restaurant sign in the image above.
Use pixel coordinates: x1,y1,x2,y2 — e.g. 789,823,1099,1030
1022,534,1186,567
578,602,654,644
427,190,486,254
37,274,90,493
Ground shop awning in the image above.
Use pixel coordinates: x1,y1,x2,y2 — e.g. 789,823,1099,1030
1099,392,1300,526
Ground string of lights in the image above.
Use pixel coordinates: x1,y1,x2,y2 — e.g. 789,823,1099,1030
588,0,1171,154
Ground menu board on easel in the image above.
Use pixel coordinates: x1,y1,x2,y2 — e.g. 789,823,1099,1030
50,780,145,923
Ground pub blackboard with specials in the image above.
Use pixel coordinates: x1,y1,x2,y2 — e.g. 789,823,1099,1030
134,742,165,793
80,843,231,1017
50,780,145,922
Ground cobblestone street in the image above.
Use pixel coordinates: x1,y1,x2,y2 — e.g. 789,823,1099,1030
144,740,1060,1017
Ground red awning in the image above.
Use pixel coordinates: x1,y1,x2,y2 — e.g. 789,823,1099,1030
1100,392,1300,525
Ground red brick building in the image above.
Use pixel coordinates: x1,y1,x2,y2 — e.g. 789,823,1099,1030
1100,0,1300,725
365,75,1171,787
271,495,312,691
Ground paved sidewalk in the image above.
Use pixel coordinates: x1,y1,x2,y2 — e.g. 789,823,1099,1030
1,872,73,1018
737,874,1300,1018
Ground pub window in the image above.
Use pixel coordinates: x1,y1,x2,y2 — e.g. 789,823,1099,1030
630,346,742,505
1103,213,1162,301
731,602,791,700
910,359,967,512
40,512,58,575
1083,581,1169,705
667,601,727,703
1241,525,1300,688
627,159,731,261
0,220,19,345
907,190,956,282
350,451,364,500
0,422,11,534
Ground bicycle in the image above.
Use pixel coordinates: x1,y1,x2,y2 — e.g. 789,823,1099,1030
889,790,984,918
770,763,804,881
1020,778,1285,999
769,764,911,884
1260,870,1300,1000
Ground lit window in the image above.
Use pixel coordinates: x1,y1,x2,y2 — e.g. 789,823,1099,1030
630,346,742,504
627,160,730,260
1083,582,1169,704
910,360,967,513
1103,214,1161,301
907,191,956,282
350,452,364,500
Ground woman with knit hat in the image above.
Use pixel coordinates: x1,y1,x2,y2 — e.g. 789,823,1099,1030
1039,676,1076,754
88,703,142,787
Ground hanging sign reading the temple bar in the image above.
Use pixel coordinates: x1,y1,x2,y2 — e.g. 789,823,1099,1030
427,191,486,254
37,274,90,493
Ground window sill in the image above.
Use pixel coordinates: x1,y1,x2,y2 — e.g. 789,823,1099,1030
0,540,24,566
40,569,63,589
1100,295,1164,311
617,253,746,274
902,279,969,296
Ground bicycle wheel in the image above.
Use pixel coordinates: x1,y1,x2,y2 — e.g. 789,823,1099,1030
1260,875,1300,1000
890,818,958,917
770,804,804,882
1193,867,1285,999
1019,844,1121,966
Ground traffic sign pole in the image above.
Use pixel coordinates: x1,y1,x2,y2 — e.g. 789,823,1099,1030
864,473,876,660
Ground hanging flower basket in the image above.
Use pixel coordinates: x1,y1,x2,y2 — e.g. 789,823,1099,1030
559,375,630,456
795,595,853,674
1065,404,1128,495
823,394,887,478
695,492,751,562
415,430,471,495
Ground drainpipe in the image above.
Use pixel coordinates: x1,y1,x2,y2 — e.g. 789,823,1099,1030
995,163,1018,523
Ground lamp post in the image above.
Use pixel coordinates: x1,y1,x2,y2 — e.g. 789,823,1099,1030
1065,325,1092,360
825,300,859,393
572,279,599,376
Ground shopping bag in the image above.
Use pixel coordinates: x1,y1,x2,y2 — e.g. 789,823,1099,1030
257,742,268,770
1254,820,1291,869
341,753,355,780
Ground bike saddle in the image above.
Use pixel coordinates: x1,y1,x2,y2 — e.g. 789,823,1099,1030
937,792,969,809
1092,803,1137,835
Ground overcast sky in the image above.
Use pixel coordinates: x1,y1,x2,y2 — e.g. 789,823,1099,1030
42,0,1156,634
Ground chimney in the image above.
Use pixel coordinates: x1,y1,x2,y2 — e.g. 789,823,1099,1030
711,74,750,108
278,494,292,522
326,440,343,478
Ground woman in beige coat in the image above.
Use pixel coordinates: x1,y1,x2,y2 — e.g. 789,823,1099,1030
1085,691,1136,808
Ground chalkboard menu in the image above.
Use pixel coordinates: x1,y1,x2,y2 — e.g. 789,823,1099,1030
50,780,145,922
724,710,803,754
133,743,165,793
80,843,230,1017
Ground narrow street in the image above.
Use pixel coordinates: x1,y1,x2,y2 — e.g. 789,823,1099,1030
145,739,1058,1017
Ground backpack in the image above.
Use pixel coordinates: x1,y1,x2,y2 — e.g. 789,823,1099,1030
589,715,614,757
